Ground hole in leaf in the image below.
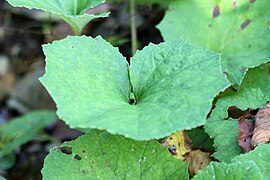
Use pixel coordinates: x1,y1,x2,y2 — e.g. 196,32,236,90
168,145,177,155
74,154,82,160
226,106,248,119
226,106,259,120
59,146,72,155
129,99,136,105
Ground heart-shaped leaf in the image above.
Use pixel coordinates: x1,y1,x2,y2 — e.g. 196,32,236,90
157,0,270,85
42,130,189,180
40,36,229,140
6,0,109,35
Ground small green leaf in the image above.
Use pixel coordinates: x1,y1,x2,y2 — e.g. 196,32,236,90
193,144,270,179
42,130,189,180
157,0,270,85
205,64,270,162
6,0,109,35
40,36,229,140
0,110,57,158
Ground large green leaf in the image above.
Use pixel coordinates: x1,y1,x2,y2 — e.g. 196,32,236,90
40,36,229,140
42,130,189,180
0,110,57,158
6,0,109,35
193,144,270,179
157,0,270,85
205,64,270,162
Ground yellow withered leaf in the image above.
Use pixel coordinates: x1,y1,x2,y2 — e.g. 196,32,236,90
162,130,192,160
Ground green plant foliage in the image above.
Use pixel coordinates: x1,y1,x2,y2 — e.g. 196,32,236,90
205,64,270,162
0,153,15,170
194,161,263,179
188,128,214,150
157,0,270,85
193,144,270,179
6,0,109,35
40,35,229,140
42,130,189,180
0,110,57,158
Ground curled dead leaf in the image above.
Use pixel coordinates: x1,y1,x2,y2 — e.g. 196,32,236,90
251,103,270,147
185,150,211,176
162,130,192,160
238,116,254,153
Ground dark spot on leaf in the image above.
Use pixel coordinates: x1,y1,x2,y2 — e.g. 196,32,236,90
71,46,74,48
223,71,229,76
178,142,181,147
208,24,212,28
59,146,72,155
91,160,95,164
231,1,237,8
240,19,251,30
248,44,251,48
250,0,256,3
82,149,86,153
212,5,220,18
239,66,246,72
74,154,82,160
200,162,203,165
82,169,88,174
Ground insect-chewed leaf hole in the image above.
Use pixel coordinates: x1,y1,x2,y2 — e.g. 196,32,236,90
58,146,72,155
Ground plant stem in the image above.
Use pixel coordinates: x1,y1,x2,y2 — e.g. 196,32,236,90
130,0,137,56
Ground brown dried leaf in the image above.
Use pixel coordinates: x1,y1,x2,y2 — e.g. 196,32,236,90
162,130,192,160
251,103,270,147
185,150,211,176
238,119,254,153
